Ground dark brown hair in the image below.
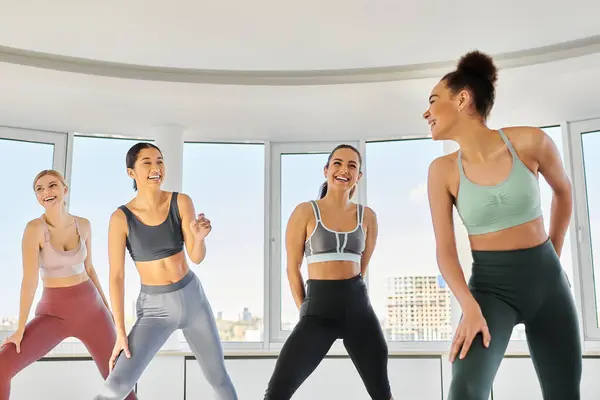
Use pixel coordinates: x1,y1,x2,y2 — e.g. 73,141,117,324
443,50,498,120
318,144,363,199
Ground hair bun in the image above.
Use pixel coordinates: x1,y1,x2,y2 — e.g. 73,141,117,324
457,50,498,86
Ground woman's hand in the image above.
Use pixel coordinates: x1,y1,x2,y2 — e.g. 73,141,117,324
1,329,24,353
449,302,491,362
190,213,212,241
109,334,131,372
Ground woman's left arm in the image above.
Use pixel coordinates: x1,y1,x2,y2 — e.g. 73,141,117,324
360,206,378,277
81,218,110,309
533,128,572,257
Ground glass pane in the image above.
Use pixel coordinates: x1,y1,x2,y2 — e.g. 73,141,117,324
581,130,600,327
69,136,144,337
280,152,329,330
0,139,54,340
366,139,452,341
182,143,265,342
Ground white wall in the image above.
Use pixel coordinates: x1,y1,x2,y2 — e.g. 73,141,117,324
9,355,600,399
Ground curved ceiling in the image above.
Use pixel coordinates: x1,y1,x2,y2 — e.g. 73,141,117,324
1,0,600,71
1,52,599,141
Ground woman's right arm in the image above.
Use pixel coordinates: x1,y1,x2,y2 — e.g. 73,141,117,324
285,203,309,310
427,157,491,361
107,210,128,338
16,221,42,333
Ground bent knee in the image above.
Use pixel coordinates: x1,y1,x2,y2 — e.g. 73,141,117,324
448,378,491,400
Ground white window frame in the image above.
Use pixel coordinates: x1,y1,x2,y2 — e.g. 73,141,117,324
269,141,359,347
269,139,454,353
567,117,600,342
182,140,266,352
0,126,67,175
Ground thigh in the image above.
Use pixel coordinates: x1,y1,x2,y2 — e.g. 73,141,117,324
525,273,582,400
343,305,391,400
96,311,177,399
448,291,517,400
180,285,237,399
264,316,339,400
0,314,68,379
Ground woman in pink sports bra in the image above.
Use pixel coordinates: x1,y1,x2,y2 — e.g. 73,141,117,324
0,169,137,400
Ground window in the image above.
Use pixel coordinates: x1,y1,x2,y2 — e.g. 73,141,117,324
0,129,66,342
270,142,359,340
68,136,147,336
366,139,451,342
569,117,600,339
182,143,265,342
581,130,600,329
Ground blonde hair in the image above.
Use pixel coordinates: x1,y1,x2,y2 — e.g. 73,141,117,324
33,170,68,207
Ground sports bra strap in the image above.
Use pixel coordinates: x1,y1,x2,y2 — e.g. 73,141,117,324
309,200,321,222
497,129,517,157
39,217,50,242
357,204,364,225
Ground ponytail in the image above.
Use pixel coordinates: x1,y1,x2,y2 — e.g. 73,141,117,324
318,181,328,199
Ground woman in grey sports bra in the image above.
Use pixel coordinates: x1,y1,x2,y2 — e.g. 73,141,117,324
93,142,237,400
264,144,394,400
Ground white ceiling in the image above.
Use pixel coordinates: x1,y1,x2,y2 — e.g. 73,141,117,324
1,52,600,141
1,2,600,141
1,0,599,70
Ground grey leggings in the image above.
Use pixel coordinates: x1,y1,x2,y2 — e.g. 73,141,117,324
94,270,238,400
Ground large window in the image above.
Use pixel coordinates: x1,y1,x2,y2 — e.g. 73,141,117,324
68,136,146,336
570,117,600,339
182,143,265,343
366,139,451,342
270,142,360,340
0,129,66,342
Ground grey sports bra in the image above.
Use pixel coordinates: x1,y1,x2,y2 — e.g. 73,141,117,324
119,192,184,262
304,200,366,264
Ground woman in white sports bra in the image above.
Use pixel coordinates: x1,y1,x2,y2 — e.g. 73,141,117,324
264,144,393,400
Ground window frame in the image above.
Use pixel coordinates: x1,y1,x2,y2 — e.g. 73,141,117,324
364,137,454,353
269,141,360,346
0,126,67,349
567,117,600,342
182,140,267,352
0,126,67,174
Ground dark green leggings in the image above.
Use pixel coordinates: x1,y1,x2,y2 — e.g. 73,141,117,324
448,239,582,400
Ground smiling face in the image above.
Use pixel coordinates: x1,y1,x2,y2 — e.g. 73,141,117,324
422,79,471,141
33,170,68,210
324,146,362,196
128,147,165,191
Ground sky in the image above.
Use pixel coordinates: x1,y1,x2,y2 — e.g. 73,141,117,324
1,126,598,343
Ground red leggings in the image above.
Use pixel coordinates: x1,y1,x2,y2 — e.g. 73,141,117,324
0,279,137,400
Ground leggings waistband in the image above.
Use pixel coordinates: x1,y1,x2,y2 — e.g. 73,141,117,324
140,269,195,294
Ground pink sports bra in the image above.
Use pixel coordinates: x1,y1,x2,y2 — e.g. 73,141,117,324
38,217,87,279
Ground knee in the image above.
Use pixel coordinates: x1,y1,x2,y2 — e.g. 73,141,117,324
96,374,135,400
0,347,18,381
448,374,491,400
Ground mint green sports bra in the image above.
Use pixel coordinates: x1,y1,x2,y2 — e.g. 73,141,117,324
455,129,542,236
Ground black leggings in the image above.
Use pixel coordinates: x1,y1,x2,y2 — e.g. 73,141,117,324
264,275,391,400
448,239,582,400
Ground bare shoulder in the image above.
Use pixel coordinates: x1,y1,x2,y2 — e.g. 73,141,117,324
502,126,547,150
24,218,45,237
73,215,91,236
294,201,314,218
428,153,456,181
176,192,193,207
362,205,377,221
110,207,127,224
73,215,90,228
